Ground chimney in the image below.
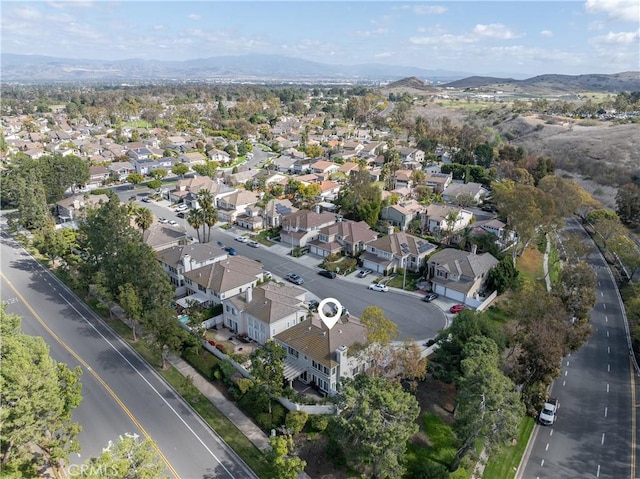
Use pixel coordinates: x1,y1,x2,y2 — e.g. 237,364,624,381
387,224,394,235
245,285,252,303
315,204,321,214
182,254,191,271
471,244,477,255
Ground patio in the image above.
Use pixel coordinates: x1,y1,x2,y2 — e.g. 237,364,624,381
205,326,259,355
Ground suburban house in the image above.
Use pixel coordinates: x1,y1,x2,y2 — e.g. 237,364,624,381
222,283,308,344
442,182,490,205
169,177,235,208
427,247,499,303
307,220,378,258
217,190,260,223
208,148,231,164
142,222,189,251
183,256,265,306
131,158,158,176
422,204,474,236
262,198,298,229
398,147,425,168
280,210,337,248
309,160,340,179
393,170,414,190
55,194,109,223
108,161,135,182
425,172,453,194
360,231,436,274
381,200,425,231
274,315,369,396
178,151,208,166
470,219,517,248
318,180,341,200
156,243,228,296
87,165,110,189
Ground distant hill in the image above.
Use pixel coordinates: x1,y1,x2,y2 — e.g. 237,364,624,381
0,53,472,84
383,76,438,92
443,72,640,93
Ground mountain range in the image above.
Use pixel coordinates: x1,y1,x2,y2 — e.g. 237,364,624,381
1,53,638,92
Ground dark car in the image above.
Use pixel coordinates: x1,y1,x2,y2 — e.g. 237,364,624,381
225,247,237,256
308,300,319,312
318,270,336,279
422,292,439,302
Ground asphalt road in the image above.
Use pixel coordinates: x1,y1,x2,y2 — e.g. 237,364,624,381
0,229,257,479
519,217,636,479
115,189,449,342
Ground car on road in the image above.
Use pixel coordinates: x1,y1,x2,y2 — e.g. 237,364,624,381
286,273,304,285
358,269,372,278
158,217,168,224
235,236,248,243
217,241,226,248
176,211,188,219
449,304,466,314
538,398,559,425
248,240,260,248
168,220,178,226
318,270,336,279
368,283,389,292
481,204,497,212
141,197,151,203
422,292,439,302
128,195,137,201
174,204,188,212
225,247,237,256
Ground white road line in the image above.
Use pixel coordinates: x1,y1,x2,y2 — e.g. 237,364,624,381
607,383,610,393
601,433,605,445
563,380,566,386
603,303,606,310
566,360,570,366
608,346,610,354
605,316,608,322
601,291,604,297
550,429,553,436
565,370,568,376
597,464,600,477
545,443,549,451
541,459,545,467
598,281,601,286
607,331,610,338
604,407,608,417
608,364,611,372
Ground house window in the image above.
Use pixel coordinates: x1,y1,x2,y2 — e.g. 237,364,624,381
198,284,206,292
225,305,230,312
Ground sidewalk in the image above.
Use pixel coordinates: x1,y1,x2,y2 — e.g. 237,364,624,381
167,355,271,453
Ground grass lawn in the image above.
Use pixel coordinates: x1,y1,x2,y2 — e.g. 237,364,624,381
548,245,561,285
122,120,152,128
516,246,545,286
482,416,535,478
386,271,422,291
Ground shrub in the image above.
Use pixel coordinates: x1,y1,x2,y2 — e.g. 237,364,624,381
235,377,254,397
285,411,308,434
213,360,237,386
309,414,329,432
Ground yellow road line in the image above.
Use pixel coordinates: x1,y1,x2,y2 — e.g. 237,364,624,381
1,273,180,479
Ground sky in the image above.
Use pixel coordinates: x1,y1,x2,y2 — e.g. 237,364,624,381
1,1,639,76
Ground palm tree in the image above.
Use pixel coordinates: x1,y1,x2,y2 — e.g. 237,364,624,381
187,208,203,243
444,210,460,245
133,207,153,235
202,207,218,243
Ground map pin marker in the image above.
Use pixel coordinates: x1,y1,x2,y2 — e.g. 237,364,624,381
318,297,342,330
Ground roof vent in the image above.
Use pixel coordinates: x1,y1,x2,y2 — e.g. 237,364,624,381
322,331,327,336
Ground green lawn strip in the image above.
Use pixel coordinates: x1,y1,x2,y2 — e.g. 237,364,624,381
103,318,273,478
548,245,561,285
386,271,421,290
481,416,535,478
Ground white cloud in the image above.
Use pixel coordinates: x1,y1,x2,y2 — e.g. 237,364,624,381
593,30,640,44
351,28,388,38
409,33,475,46
540,30,554,37
413,5,447,15
473,23,520,39
188,14,201,21
13,6,42,21
374,51,393,58
585,0,640,22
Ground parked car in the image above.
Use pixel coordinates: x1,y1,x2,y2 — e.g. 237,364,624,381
176,211,187,219
318,270,336,279
248,240,260,248
158,217,168,224
263,271,273,280
538,398,559,426
128,195,136,201
168,220,178,226
174,204,188,212
449,304,466,314
225,247,237,256
217,241,226,248
141,197,151,203
368,283,389,292
286,273,304,285
235,236,248,243
358,269,372,278
422,292,439,302
308,300,319,312
481,204,497,212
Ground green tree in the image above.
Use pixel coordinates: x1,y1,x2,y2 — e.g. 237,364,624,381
80,435,169,479
147,179,162,190
118,283,143,342
360,306,399,377
33,224,76,267
192,160,218,178
133,207,154,235
171,163,189,178
616,182,640,227
149,168,168,180
305,144,323,158
553,260,596,322
487,255,519,294
250,340,286,415
17,171,50,230
0,307,83,477
126,173,144,187
187,208,204,243
334,375,419,478
450,336,524,471
267,435,307,479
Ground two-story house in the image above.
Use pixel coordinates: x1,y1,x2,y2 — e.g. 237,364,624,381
261,198,298,229
422,204,474,236
142,222,189,251
156,244,228,297
398,146,425,169
280,210,337,248
360,231,436,275
217,190,260,223
183,256,265,307
442,181,490,205
55,194,109,223
274,315,369,396
309,160,340,180
108,161,135,182
222,283,307,344
425,172,453,194
169,177,235,208
307,220,378,258
426,247,498,303
381,199,424,231
178,151,208,167
393,170,414,190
